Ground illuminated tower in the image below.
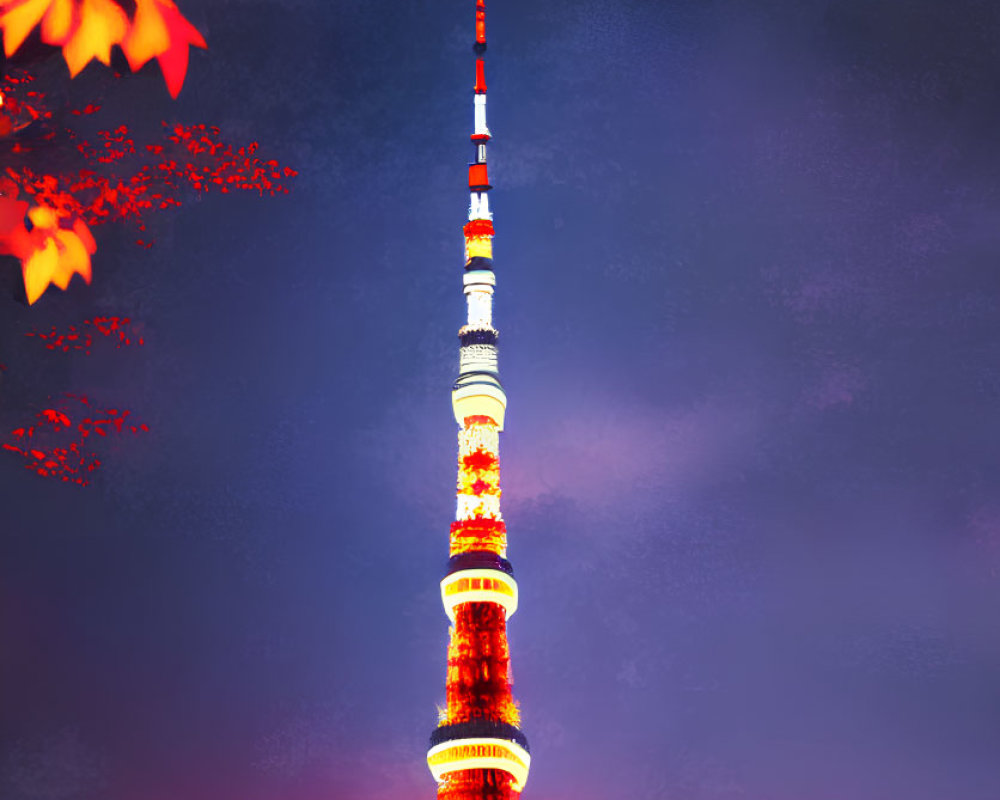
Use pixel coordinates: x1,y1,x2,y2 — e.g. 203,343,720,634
426,2,531,799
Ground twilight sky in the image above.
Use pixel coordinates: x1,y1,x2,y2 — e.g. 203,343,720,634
2,1,1000,798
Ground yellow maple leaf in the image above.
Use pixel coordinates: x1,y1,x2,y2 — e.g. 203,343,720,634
62,0,128,76
120,0,170,71
22,237,60,305
0,0,52,56
19,204,96,304
40,0,72,44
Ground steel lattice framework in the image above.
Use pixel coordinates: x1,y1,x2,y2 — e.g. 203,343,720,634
426,2,530,798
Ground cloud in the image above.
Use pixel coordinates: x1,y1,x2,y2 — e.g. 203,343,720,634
503,392,763,512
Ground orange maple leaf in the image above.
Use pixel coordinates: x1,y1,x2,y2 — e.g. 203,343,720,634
0,194,95,304
122,0,205,98
62,0,129,77
20,209,95,304
0,0,56,56
0,0,205,95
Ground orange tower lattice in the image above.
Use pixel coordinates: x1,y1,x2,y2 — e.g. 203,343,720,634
426,2,530,798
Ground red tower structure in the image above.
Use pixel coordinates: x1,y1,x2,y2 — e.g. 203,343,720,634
426,2,530,799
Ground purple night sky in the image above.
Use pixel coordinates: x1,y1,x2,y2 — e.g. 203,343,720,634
2,1,1000,798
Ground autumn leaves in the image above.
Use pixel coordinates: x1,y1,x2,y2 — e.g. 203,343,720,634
0,0,205,97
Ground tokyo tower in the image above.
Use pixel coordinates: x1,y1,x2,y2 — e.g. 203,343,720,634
425,2,531,799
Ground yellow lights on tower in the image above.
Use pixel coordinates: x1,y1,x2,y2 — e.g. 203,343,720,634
427,738,531,792
441,569,518,623
465,235,493,263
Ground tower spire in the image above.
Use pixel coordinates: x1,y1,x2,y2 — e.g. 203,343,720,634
427,2,531,799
